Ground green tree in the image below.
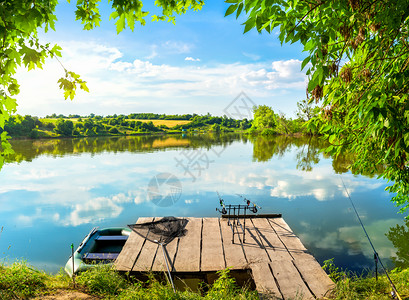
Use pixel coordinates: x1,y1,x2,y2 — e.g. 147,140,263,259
386,220,409,268
296,99,318,122
54,119,74,136
225,0,409,214
0,0,204,168
211,123,221,133
2,0,409,213
252,105,277,130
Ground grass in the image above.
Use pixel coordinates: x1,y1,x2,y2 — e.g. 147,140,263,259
0,261,48,299
1,260,408,299
0,262,257,299
323,259,409,300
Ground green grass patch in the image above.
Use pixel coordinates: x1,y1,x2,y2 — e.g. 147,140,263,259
76,266,258,299
0,262,257,299
323,259,409,300
1,260,408,299
0,261,49,299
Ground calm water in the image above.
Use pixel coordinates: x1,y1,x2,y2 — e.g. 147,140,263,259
0,134,407,273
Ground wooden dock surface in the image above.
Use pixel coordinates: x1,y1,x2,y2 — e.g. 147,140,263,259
115,217,334,299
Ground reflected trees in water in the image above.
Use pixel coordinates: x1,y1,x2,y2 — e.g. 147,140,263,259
295,137,322,172
386,220,409,268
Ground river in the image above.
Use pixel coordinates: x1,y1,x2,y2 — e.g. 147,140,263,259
0,133,407,273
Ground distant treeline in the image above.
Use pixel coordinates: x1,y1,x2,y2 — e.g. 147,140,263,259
2,104,318,139
0,113,252,138
45,113,195,120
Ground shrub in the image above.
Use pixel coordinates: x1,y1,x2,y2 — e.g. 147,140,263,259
29,129,39,139
260,128,275,136
0,261,48,298
109,127,119,134
76,265,128,296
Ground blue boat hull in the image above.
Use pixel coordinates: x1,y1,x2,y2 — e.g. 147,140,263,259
64,227,131,277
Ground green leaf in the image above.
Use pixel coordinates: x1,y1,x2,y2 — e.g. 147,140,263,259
80,82,89,93
243,17,255,33
301,56,310,70
236,3,243,19
225,4,238,17
325,145,334,153
404,132,409,148
115,14,126,34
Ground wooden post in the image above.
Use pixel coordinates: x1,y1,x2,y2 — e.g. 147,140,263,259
71,243,76,287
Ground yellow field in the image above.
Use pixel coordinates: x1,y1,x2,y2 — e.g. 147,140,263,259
147,137,190,148
40,118,80,124
41,118,190,127
129,119,191,127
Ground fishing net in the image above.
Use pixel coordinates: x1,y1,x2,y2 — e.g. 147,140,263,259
128,216,188,245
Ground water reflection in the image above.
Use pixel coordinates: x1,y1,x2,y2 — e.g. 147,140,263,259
0,134,405,273
8,134,243,163
386,220,409,268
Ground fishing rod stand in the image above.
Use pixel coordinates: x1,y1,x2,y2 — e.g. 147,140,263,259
218,204,251,244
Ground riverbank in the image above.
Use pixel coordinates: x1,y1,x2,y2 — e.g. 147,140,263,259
1,115,250,140
0,262,258,299
1,261,408,299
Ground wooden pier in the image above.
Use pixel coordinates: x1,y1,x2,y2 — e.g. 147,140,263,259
115,216,334,299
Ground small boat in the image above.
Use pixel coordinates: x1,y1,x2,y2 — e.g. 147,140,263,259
64,227,131,277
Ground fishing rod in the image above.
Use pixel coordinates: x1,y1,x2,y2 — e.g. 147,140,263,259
216,191,227,214
340,175,402,300
236,194,261,213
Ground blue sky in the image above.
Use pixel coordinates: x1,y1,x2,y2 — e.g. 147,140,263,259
15,1,308,118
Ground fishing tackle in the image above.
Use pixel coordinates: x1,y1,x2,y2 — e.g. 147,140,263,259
215,191,227,214
236,194,261,213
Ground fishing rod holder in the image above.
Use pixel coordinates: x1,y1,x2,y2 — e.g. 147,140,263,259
217,204,252,244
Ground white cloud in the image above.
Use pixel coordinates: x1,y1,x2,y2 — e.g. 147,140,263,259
299,218,403,260
13,169,57,180
14,41,308,117
185,57,201,62
242,52,261,61
146,45,158,59
162,41,193,54
66,196,123,226
185,199,200,204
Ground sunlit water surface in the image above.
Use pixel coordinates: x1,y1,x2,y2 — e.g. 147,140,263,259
0,134,407,273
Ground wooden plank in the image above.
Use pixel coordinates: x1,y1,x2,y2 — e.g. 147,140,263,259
242,221,271,265
222,214,282,219
293,257,335,299
268,218,309,260
151,233,179,272
201,218,225,271
115,217,152,271
250,218,293,262
251,263,282,299
269,260,314,300
173,218,202,272
219,219,247,269
131,217,160,272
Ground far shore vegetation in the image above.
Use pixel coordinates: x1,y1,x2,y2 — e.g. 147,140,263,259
0,100,319,140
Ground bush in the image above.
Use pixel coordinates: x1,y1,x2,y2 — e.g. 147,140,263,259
29,129,39,139
109,127,119,134
0,261,48,299
260,128,275,136
45,122,55,130
76,265,127,296
247,127,258,135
